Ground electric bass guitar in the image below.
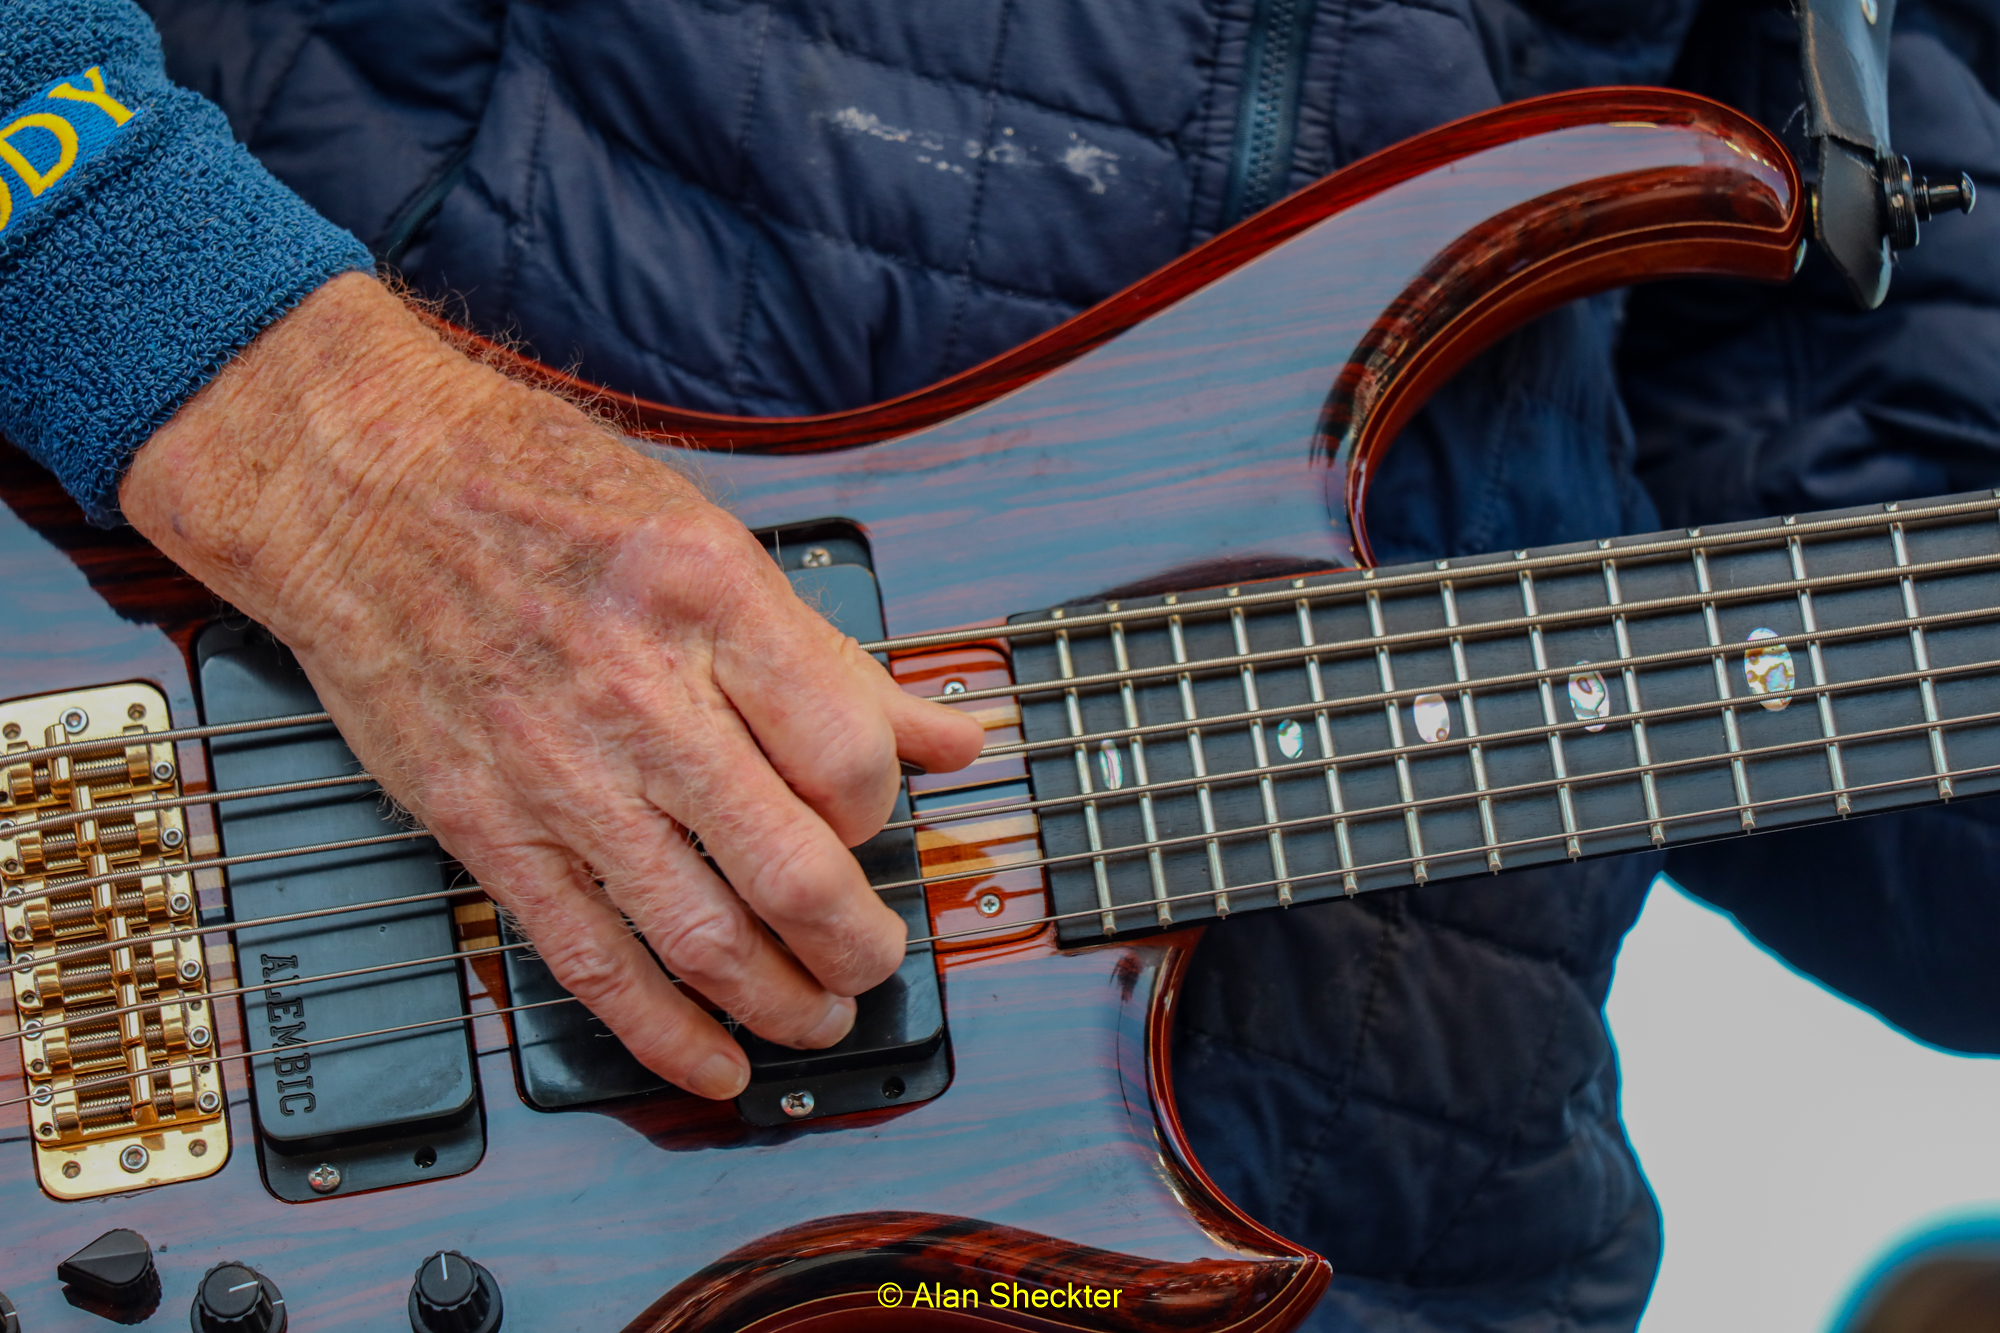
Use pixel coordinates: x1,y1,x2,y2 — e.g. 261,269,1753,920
2,87,1980,1332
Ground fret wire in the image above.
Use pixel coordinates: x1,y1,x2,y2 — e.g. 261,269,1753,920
1365,582,1429,884
1439,574,1502,872
1787,525,1852,815
1601,552,1665,846
906,750,2000,950
1109,611,1172,927
1890,514,1955,799
1517,561,1581,859
1053,617,1117,937
1166,597,1232,917
1692,545,1757,829
928,542,2000,710
968,596,2000,770
889,648,2000,838
2,939,531,1047
879,698,2000,897
1296,586,1359,895
865,493,2000,657
1230,591,1293,907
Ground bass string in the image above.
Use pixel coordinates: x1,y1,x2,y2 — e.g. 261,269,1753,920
862,700,2000,896
0,939,536,1046
10,742,2000,1120
899,750,2000,948
4,582,1988,901
0,827,435,910
866,494,2000,655
3,497,1996,770
884,649,2000,833
0,995,581,1116
922,543,2000,709
6,558,1997,858
10,681,2000,977
1,771,375,839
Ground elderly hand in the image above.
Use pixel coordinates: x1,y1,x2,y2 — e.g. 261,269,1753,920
121,273,984,1100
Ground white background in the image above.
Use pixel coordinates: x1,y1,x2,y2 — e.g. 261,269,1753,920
1610,877,2000,1332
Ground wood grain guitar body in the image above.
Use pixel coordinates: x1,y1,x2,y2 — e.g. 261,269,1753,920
0,89,1800,1331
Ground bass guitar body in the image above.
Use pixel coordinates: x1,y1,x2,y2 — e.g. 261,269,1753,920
0,89,1801,1331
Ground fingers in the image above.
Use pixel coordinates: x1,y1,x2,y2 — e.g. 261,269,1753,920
485,842,751,1100
867,665,985,776
633,713,911,1000
557,795,868,1049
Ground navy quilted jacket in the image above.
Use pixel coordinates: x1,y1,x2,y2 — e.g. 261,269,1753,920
103,0,2000,1327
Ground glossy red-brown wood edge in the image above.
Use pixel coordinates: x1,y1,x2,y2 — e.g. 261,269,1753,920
436,87,1799,635
0,86,1800,1330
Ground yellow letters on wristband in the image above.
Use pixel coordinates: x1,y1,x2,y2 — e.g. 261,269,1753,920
0,113,78,196
0,176,11,234
46,68,133,127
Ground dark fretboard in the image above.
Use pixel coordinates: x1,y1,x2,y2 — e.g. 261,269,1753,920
1003,491,2000,946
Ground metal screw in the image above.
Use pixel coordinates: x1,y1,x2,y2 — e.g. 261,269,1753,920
5,859,20,874
61,1159,79,1178
152,760,174,783
189,1139,207,1158
2,723,17,740
307,1163,341,1194
126,703,145,721
59,708,87,735
189,1026,211,1049
197,1089,220,1113
779,1090,815,1119
19,989,35,1006
119,1144,149,1173
178,957,202,982
801,547,832,568
941,680,967,696
28,1058,44,1074
169,891,192,915
8,924,24,940
161,826,184,849
977,892,1003,917
21,1021,39,1038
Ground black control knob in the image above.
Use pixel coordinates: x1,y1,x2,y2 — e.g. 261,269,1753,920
58,1227,157,1305
409,1251,502,1333
191,1262,286,1333
0,1288,18,1333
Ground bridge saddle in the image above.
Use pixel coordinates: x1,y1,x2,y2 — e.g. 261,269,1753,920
1,683,227,1200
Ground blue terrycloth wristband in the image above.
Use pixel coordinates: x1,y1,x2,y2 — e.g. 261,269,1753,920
0,0,374,526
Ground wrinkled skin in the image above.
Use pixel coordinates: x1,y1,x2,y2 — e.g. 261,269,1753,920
121,273,985,1099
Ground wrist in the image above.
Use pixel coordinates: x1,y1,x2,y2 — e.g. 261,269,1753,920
121,274,520,637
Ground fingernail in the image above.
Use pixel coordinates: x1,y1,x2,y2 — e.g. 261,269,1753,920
691,1050,749,1100
801,995,857,1048
899,759,929,777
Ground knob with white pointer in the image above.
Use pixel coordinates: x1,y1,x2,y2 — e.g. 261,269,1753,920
191,1262,286,1333
409,1251,502,1333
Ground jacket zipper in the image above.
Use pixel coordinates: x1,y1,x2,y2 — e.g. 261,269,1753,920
1222,0,1317,226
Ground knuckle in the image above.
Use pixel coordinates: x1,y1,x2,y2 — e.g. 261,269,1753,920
535,930,636,1011
653,903,759,983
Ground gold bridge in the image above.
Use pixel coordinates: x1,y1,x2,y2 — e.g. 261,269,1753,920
1,683,227,1199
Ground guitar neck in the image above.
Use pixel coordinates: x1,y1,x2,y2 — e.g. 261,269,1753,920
995,490,2000,945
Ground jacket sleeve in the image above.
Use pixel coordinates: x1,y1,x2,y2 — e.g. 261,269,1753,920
1625,0,2000,1052
0,0,372,526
